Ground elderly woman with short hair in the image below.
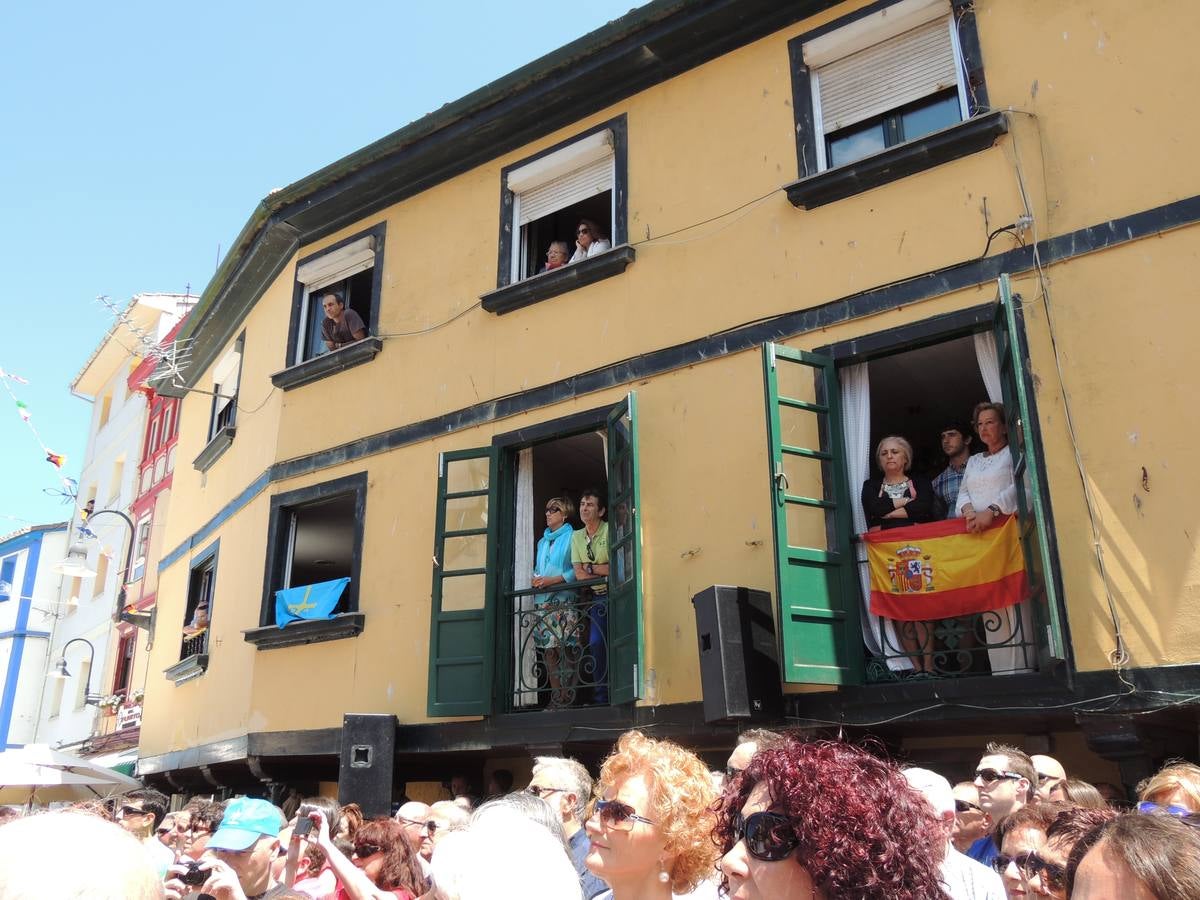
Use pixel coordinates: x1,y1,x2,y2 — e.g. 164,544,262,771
584,730,719,899
860,435,937,672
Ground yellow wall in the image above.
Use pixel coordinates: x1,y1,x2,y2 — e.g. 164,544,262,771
142,0,1200,758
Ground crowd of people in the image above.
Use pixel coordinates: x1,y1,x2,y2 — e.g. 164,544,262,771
2,729,1199,899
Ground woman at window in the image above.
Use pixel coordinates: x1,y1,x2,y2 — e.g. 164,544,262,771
542,241,571,272
569,219,611,263
860,435,937,672
715,738,947,899
531,496,581,707
299,811,424,900
321,291,368,351
584,730,719,900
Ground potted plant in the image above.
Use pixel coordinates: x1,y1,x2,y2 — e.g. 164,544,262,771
98,694,122,716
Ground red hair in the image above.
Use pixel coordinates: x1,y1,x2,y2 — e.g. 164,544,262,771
353,818,423,894
715,738,948,900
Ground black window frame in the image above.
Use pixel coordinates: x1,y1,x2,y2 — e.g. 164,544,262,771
245,471,368,650
274,223,387,391
785,0,995,209
165,538,218,685
484,116,633,315
195,333,245,472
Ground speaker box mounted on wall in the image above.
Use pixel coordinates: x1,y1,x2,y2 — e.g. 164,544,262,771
691,585,783,724
338,713,397,817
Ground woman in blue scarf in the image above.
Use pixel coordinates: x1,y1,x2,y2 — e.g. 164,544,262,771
531,496,580,707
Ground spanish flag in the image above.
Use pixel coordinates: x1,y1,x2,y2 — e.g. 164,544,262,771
863,515,1026,621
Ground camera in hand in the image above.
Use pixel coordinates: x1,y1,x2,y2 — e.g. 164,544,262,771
294,804,316,837
180,861,209,886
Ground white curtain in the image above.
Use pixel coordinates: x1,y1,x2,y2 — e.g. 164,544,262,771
840,363,911,671
974,332,1003,403
513,448,537,706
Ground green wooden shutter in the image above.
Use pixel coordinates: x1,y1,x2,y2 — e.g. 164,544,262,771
993,275,1067,665
763,343,862,685
606,393,644,704
427,447,498,716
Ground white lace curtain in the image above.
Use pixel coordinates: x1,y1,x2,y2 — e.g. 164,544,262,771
974,331,1003,403
513,448,537,706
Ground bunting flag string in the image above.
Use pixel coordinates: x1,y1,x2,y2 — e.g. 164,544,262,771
0,363,71,486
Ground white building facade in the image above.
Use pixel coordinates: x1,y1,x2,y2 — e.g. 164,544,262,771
34,293,191,752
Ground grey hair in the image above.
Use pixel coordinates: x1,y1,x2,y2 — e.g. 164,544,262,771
875,435,914,473
470,792,568,851
532,756,593,821
429,800,470,833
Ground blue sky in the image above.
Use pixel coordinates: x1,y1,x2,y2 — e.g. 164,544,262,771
0,0,640,528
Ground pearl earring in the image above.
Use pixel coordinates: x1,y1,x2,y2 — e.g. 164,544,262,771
658,865,670,884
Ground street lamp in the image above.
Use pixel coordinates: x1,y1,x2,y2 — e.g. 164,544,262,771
46,637,102,705
51,509,155,636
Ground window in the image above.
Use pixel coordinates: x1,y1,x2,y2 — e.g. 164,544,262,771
209,336,243,440
131,515,151,582
497,117,628,289
761,280,1065,687
0,554,16,601
254,473,367,637
94,551,110,598
786,0,998,208
112,633,135,697
427,395,643,717
289,225,384,366
178,541,218,669
97,391,113,429
108,458,125,506
74,659,92,711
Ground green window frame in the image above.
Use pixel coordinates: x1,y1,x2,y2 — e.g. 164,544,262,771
606,393,644,704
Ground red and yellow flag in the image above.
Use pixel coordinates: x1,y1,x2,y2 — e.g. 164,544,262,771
863,515,1026,621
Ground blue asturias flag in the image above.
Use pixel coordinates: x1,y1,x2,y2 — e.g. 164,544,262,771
275,577,351,629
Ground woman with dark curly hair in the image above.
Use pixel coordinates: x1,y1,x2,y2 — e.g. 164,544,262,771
716,737,948,899
584,729,719,899
300,810,424,899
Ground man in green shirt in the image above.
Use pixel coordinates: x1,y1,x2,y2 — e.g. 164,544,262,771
571,488,609,703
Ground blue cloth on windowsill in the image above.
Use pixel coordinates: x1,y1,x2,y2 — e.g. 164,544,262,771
275,577,350,628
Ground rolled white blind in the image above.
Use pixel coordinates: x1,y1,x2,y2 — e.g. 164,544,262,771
296,235,376,288
817,16,957,134
517,155,612,226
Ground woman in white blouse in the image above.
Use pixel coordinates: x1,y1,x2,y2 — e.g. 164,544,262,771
955,401,1034,674
569,218,611,263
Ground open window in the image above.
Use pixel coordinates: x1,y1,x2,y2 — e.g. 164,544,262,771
290,225,384,366
247,473,367,648
111,632,135,698
763,280,1066,685
130,514,151,582
427,394,643,717
166,539,217,685
497,118,627,288
0,554,16,602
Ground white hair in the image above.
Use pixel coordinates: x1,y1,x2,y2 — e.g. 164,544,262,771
430,817,582,900
531,756,593,820
903,767,955,818
429,800,470,831
470,793,567,849
0,811,164,899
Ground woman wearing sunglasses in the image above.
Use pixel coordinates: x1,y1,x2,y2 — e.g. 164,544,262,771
991,802,1066,900
299,810,424,899
569,219,611,263
716,737,947,899
531,496,581,707
584,730,719,899
1135,760,1200,815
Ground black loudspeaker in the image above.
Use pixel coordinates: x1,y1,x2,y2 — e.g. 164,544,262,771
691,585,783,724
338,714,397,817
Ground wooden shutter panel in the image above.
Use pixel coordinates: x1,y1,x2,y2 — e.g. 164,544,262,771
517,155,612,226
606,393,643,704
817,17,957,133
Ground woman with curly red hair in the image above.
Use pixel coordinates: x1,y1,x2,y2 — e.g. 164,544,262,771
716,737,949,899
300,810,424,899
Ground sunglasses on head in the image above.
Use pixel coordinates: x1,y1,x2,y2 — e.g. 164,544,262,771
1137,800,1198,820
593,799,656,832
353,843,383,858
954,799,982,813
731,811,800,862
975,768,1023,784
991,851,1066,891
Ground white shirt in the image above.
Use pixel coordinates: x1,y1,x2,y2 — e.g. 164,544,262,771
941,846,1006,900
569,238,612,264
955,446,1018,517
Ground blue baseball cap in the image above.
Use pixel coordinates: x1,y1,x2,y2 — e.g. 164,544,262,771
207,797,283,851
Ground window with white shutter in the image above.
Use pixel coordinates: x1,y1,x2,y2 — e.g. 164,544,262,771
801,0,969,171
498,118,628,286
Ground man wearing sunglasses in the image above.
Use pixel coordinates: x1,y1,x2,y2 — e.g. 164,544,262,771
1031,754,1068,803
116,788,175,878
967,742,1037,866
165,796,286,900
951,783,991,854
528,756,608,898
903,768,1006,900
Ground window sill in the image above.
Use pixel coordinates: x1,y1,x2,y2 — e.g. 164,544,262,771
243,611,366,650
481,245,636,315
193,425,236,472
270,337,383,392
784,111,1009,210
164,653,208,686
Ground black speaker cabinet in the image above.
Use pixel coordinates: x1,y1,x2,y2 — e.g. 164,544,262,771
691,585,783,724
338,713,397,817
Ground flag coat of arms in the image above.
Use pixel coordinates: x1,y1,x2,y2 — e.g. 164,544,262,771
863,515,1026,621
275,577,351,628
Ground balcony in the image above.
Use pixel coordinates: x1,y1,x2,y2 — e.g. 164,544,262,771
866,608,1038,682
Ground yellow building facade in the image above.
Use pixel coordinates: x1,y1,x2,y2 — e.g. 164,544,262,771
139,0,1200,804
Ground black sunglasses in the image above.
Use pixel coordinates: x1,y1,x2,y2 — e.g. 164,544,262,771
119,805,146,817
353,843,383,858
725,765,742,781
526,785,567,798
975,768,1023,784
577,227,591,235
731,811,800,862
586,538,596,563
955,799,982,813
545,505,562,514
991,851,1065,891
